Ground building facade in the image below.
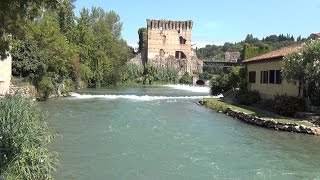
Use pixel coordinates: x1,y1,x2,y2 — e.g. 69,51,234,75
242,46,300,99
0,54,12,95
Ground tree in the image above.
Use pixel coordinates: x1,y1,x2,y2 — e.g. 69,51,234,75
11,10,78,99
210,67,246,95
57,0,76,37
282,40,320,105
138,28,147,53
264,35,278,43
71,7,133,87
244,34,259,44
11,38,47,85
0,0,59,55
242,43,271,59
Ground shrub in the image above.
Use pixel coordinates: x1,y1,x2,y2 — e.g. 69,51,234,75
124,64,178,84
62,78,74,95
310,88,320,106
210,66,247,95
0,95,56,179
236,90,261,105
37,76,55,101
272,94,305,117
179,72,192,84
199,72,213,79
210,73,231,95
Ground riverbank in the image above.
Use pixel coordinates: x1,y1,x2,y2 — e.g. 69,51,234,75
202,98,320,135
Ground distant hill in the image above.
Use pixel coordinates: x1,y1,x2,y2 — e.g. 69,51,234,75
196,34,306,61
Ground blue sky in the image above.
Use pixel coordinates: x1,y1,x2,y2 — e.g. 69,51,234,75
74,0,320,48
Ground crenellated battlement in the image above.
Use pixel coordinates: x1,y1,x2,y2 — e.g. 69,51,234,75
146,19,193,31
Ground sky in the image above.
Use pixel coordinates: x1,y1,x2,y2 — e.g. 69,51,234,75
74,0,320,48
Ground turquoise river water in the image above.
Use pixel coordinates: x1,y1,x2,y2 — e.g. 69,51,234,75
41,85,320,180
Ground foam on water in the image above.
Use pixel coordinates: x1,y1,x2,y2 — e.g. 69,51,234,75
69,92,217,101
163,84,210,93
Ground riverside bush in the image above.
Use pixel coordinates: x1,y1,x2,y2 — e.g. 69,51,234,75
236,90,261,105
0,95,56,179
210,67,247,95
272,94,305,117
123,64,178,84
37,76,55,101
179,72,192,84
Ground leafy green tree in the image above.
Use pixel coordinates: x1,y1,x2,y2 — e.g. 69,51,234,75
210,67,246,95
0,0,58,55
244,34,259,44
282,40,320,105
242,43,271,59
11,38,46,84
264,35,278,43
138,28,147,53
57,0,76,37
11,10,78,99
210,73,232,95
71,7,133,87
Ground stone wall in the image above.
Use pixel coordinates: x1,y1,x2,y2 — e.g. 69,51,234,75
224,108,319,135
9,85,36,97
224,52,241,62
0,54,12,95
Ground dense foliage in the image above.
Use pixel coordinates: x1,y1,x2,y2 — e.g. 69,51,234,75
141,64,179,85
138,28,147,53
282,40,320,105
236,90,261,105
210,67,247,95
3,0,134,100
272,94,305,116
179,72,192,84
199,72,214,79
0,95,56,179
242,43,271,60
121,64,144,83
0,0,59,56
197,34,304,61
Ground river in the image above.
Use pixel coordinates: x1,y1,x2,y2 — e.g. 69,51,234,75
42,85,320,180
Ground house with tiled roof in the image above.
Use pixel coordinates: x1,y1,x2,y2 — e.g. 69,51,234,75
242,46,300,99
308,33,320,40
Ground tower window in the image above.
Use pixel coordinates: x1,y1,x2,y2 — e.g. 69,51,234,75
179,36,186,44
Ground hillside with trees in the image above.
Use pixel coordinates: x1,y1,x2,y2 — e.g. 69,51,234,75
196,34,306,61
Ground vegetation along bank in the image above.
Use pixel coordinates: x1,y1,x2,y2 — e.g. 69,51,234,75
201,99,320,135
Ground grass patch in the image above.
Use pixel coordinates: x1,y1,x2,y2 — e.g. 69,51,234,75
204,98,313,126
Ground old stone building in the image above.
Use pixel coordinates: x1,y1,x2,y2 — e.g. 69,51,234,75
146,19,202,75
224,52,241,62
308,33,320,40
0,54,12,96
129,19,203,76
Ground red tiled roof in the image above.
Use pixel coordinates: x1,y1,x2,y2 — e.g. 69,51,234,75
242,46,300,63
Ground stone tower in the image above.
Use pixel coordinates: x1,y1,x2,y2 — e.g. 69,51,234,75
146,19,201,75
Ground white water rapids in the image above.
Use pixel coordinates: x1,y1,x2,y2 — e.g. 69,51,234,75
163,84,211,93
69,85,222,101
